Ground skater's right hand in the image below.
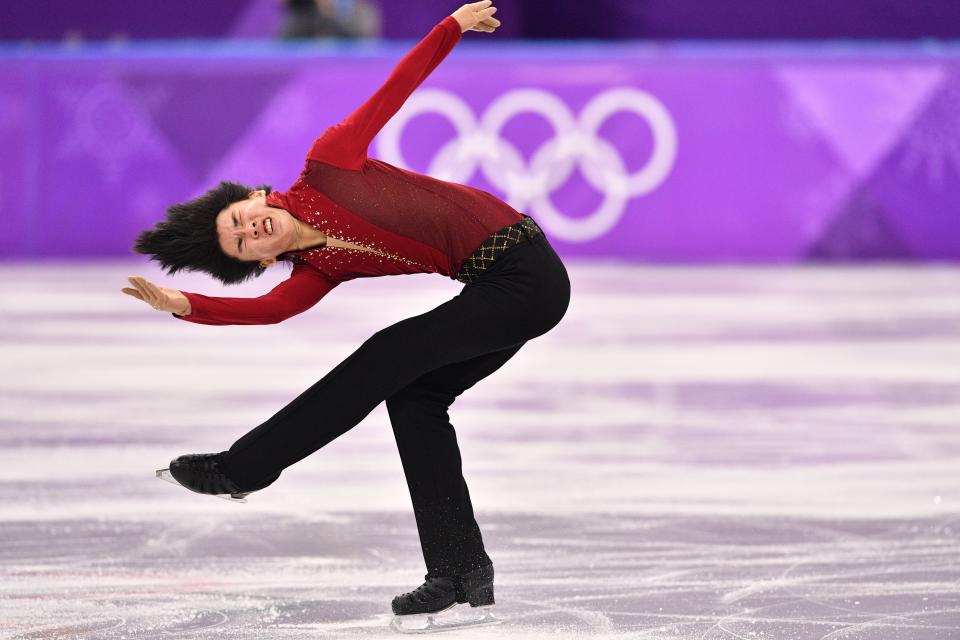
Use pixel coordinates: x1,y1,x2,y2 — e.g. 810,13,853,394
451,0,500,33
122,275,191,315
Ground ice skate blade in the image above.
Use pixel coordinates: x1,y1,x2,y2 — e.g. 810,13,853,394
390,604,501,634
155,468,248,504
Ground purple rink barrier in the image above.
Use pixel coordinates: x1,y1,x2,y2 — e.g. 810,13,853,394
1,41,959,262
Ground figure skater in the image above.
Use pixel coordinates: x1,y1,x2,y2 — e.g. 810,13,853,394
123,1,569,631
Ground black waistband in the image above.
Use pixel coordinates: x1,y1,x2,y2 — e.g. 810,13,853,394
455,215,544,284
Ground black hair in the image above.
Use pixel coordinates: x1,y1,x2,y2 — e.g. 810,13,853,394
133,181,285,286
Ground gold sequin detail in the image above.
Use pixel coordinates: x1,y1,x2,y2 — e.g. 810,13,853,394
285,189,433,273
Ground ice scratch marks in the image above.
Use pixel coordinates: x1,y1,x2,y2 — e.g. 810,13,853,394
15,617,127,639
158,609,229,635
145,515,222,558
510,596,616,633
2,264,960,638
2,511,960,638
816,613,948,640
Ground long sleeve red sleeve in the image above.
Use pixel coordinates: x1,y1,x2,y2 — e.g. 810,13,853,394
173,261,339,326
307,15,462,171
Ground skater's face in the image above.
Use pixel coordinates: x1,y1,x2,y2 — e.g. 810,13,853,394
215,191,297,267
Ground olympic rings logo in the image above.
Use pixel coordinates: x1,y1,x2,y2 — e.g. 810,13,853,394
376,87,677,242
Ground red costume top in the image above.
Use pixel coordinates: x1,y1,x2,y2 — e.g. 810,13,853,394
175,15,524,326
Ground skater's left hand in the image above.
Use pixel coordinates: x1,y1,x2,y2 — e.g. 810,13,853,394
451,0,501,33
122,275,190,315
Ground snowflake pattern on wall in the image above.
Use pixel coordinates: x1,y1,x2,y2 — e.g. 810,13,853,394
56,79,167,189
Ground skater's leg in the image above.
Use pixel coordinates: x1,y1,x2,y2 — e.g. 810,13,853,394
221,235,570,490
386,342,525,578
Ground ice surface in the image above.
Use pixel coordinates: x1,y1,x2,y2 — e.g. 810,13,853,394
1,263,958,639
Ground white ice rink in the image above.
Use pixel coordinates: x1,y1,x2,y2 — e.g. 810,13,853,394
1,262,959,639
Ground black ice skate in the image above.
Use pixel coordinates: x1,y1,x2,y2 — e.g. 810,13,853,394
390,564,500,634
155,452,272,504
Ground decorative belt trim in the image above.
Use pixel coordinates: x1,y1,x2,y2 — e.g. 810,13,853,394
455,215,544,284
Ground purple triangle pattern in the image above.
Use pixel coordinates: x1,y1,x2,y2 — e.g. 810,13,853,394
775,65,945,181
121,71,294,180
806,187,915,260
859,75,960,259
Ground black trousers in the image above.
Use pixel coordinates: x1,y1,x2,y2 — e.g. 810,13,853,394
220,224,571,577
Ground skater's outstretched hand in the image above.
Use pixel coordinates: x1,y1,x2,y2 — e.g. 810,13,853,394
451,0,500,33
122,275,191,315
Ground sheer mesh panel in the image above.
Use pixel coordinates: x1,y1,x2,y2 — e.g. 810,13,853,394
303,159,525,269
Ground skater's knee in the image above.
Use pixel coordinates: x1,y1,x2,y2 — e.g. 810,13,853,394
386,384,453,415
367,317,421,347
386,386,424,413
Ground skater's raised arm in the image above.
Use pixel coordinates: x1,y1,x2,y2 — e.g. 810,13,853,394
307,1,500,171
122,262,339,326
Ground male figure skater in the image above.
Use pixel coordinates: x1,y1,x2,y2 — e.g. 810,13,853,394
124,1,570,632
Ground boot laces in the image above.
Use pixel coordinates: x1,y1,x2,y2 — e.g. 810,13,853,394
183,454,239,492
403,577,451,603
189,455,221,477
